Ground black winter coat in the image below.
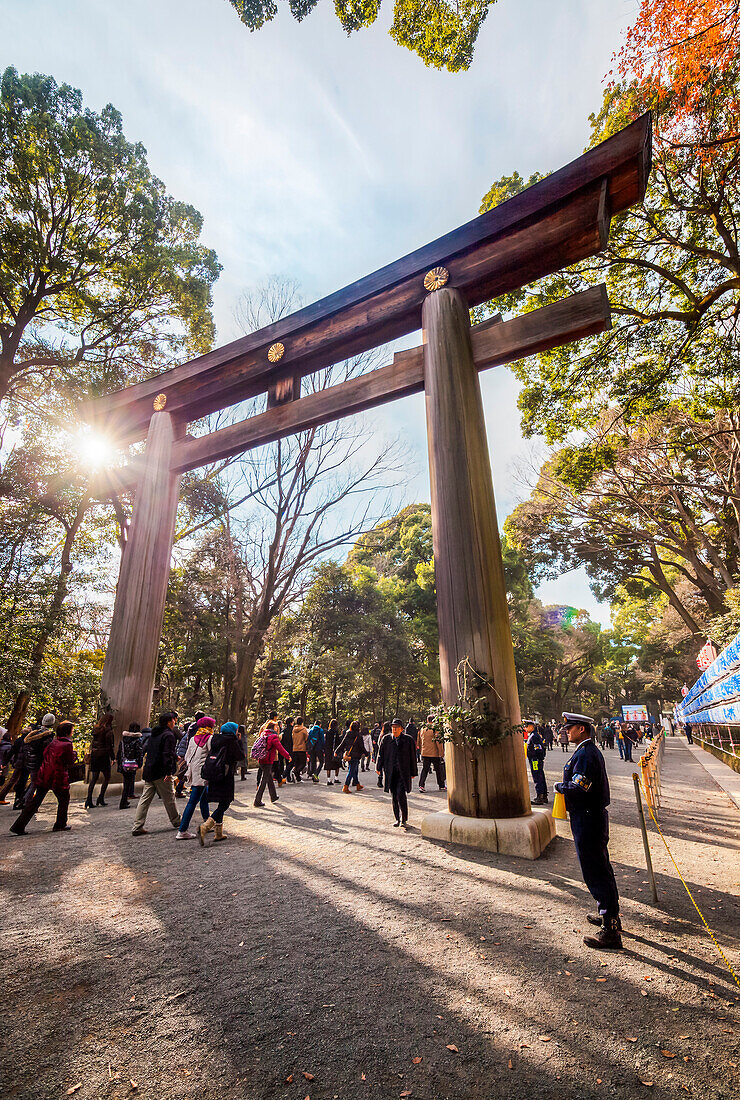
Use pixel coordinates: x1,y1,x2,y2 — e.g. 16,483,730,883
142,727,177,781
336,728,365,759
23,729,54,771
204,732,245,802
377,733,418,793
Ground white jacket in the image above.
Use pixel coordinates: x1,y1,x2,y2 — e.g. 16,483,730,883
185,734,212,785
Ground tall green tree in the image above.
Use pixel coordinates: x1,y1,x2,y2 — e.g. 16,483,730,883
0,67,220,402
227,0,495,72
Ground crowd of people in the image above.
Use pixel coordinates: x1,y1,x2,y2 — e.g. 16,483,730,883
1,705,671,951
0,710,448,839
521,715,658,807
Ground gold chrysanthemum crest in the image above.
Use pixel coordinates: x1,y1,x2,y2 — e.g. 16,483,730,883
424,267,449,292
268,342,285,363
153,393,167,411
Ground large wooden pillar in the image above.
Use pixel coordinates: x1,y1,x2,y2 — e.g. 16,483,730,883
422,285,530,820
100,409,181,737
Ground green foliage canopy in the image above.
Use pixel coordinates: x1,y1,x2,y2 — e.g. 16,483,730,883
0,67,220,402
227,0,496,72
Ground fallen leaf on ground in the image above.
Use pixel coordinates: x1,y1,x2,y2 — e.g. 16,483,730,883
661,1051,675,1059
640,1083,654,1088
641,990,648,997
596,977,607,982
625,1037,638,1043
446,1044,459,1053
400,1092,412,1097
539,1036,552,1042
597,1079,602,1084
130,1082,138,1091
412,1057,422,1064
302,1072,315,1080
679,1035,689,1040
361,1073,366,1081
67,1088,82,1096
285,1075,293,1083
508,1060,513,1070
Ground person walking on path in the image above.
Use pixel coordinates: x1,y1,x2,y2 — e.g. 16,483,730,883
85,713,115,808
622,724,637,762
22,714,56,806
175,716,216,839
554,711,623,951
253,721,292,807
117,724,144,809
525,720,548,805
324,718,341,785
197,721,245,845
10,721,76,835
132,713,181,836
0,727,30,807
417,716,446,792
281,717,295,783
377,718,417,827
291,717,309,782
307,720,325,782
360,725,373,772
684,722,694,745
558,725,570,752
376,721,391,787
337,720,366,792
239,724,249,780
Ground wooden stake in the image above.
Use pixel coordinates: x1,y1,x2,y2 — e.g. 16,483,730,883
100,411,181,741
422,286,530,818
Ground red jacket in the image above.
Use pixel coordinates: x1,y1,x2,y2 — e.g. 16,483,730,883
37,736,75,791
262,731,292,767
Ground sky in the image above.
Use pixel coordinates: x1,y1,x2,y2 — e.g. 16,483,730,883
3,0,635,624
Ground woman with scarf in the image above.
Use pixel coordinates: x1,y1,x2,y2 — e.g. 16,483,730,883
198,721,245,845
176,716,216,839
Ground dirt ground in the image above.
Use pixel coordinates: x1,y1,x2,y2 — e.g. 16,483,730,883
1,738,738,1100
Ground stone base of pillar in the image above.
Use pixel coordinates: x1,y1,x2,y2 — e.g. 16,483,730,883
421,807,555,860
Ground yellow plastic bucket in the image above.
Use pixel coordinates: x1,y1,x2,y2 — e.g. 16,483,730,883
552,791,567,820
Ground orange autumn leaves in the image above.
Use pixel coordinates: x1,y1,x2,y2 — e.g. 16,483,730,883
615,0,740,147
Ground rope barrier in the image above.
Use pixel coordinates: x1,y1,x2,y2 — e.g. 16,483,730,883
637,769,739,989
638,733,665,814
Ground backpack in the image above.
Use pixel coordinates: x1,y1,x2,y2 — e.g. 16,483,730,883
250,732,271,763
201,742,230,783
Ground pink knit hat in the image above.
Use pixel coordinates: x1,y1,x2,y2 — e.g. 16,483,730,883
196,716,216,728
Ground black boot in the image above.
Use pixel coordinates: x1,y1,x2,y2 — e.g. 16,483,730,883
584,916,623,950
587,913,622,931
84,796,94,809
96,793,107,806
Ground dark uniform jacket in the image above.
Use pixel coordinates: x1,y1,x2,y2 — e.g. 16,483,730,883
556,739,610,814
377,733,418,793
526,728,546,762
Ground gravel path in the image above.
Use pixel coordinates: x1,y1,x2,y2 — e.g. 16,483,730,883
1,738,737,1100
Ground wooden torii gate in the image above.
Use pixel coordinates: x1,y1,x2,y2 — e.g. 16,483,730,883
85,114,651,857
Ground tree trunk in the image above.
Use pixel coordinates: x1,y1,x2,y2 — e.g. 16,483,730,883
6,493,91,739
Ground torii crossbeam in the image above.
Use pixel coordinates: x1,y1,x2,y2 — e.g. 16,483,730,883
85,114,651,857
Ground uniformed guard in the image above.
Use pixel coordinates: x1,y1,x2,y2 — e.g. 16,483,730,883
524,720,548,805
554,711,623,950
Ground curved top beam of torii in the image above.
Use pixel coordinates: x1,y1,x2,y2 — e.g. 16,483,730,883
82,114,651,444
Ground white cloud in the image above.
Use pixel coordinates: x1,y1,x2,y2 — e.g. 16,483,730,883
6,0,630,615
